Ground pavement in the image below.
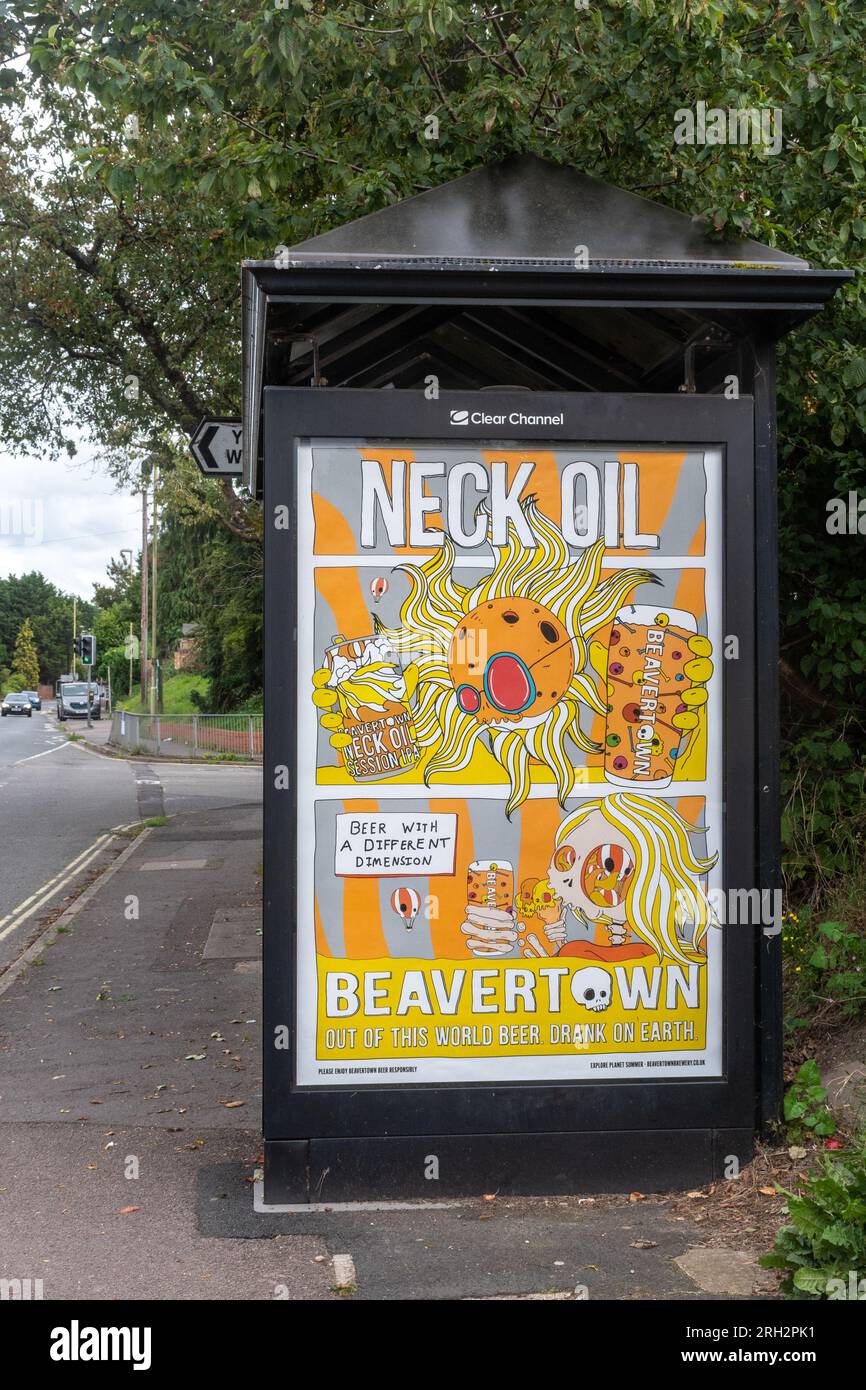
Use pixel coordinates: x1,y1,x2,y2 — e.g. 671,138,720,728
0,727,777,1301
0,709,261,972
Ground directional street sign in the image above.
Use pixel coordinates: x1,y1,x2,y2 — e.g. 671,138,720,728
190,417,243,475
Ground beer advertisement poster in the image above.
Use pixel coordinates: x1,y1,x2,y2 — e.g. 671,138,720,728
294,440,724,1086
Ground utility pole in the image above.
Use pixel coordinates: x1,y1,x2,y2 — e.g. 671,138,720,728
128,621,134,701
140,476,149,707
149,463,159,716
72,595,78,677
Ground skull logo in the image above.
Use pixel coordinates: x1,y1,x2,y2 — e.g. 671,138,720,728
571,966,613,1012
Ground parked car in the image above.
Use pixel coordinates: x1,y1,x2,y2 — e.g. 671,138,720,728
23,690,41,711
56,681,103,721
2,692,33,717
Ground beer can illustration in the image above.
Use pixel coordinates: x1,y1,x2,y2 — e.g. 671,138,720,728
467,860,514,912
324,634,421,782
603,604,699,790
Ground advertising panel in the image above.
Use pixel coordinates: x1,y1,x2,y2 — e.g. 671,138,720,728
294,439,724,1086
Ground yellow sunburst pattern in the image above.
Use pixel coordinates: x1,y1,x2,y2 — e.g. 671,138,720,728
376,497,658,815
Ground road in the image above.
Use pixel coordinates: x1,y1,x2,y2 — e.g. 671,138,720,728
0,710,262,973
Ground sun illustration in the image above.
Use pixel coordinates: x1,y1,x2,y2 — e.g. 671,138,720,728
376,497,658,814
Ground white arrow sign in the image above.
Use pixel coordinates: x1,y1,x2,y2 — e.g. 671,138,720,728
190,417,243,475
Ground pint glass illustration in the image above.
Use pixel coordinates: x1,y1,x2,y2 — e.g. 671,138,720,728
323,634,421,781
604,604,699,789
467,859,514,912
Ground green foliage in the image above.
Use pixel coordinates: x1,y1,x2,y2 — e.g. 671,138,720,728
0,572,89,681
804,919,866,1021
762,1141,866,1299
179,527,262,710
1,1,865,857
89,554,141,694
119,671,210,713
783,1060,837,1140
8,616,40,690
783,897,866,1029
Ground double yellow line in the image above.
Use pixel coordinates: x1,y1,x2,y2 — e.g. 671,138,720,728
0,833,114,943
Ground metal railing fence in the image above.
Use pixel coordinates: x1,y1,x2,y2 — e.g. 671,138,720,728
110,710,262,759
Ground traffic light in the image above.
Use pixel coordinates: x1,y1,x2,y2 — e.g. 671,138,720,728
73,636,82,659
81,634,95,666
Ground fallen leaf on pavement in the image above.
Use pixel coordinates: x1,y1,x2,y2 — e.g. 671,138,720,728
628,1192,645,1202
759,1186,777,1196
119,1206,140,1215
631,1240,658,1249
222,1100,245,1108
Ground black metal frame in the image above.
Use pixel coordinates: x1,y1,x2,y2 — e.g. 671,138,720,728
263,388,762,1201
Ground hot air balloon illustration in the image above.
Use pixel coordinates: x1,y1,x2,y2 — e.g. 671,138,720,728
370,575,388,604
390,885,420,931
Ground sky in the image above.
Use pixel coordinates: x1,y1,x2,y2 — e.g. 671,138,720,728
0,443,143,599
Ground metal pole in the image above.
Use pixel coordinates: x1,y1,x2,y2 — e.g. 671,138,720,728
72,595,77,677
149,464,159,716
86,670,92,728
140,479,149,706
107,666,112,716
192,714,198,754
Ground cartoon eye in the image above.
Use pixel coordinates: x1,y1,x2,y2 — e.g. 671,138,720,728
554,844,576,872
456,684,481,713
584,988,596,1001
604,856,615,872
539,620,559,644
483,654,535,714
542,892,552,903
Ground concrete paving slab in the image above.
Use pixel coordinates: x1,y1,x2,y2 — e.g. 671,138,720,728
203,912,262,959
675,1246,776,1297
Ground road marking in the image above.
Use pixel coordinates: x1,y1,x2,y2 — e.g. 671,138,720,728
0,828,152,996
140,859,208,871
14,742,68,766
0,834,112,941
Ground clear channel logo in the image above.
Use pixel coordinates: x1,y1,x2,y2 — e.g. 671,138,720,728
449,408,564,427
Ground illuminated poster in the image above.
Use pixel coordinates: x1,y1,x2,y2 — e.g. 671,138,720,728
295,441,723,1086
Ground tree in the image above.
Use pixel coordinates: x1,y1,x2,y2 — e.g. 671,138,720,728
2,0,865,882
0,572,86,681
3,4,864,525
9,617,41,691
